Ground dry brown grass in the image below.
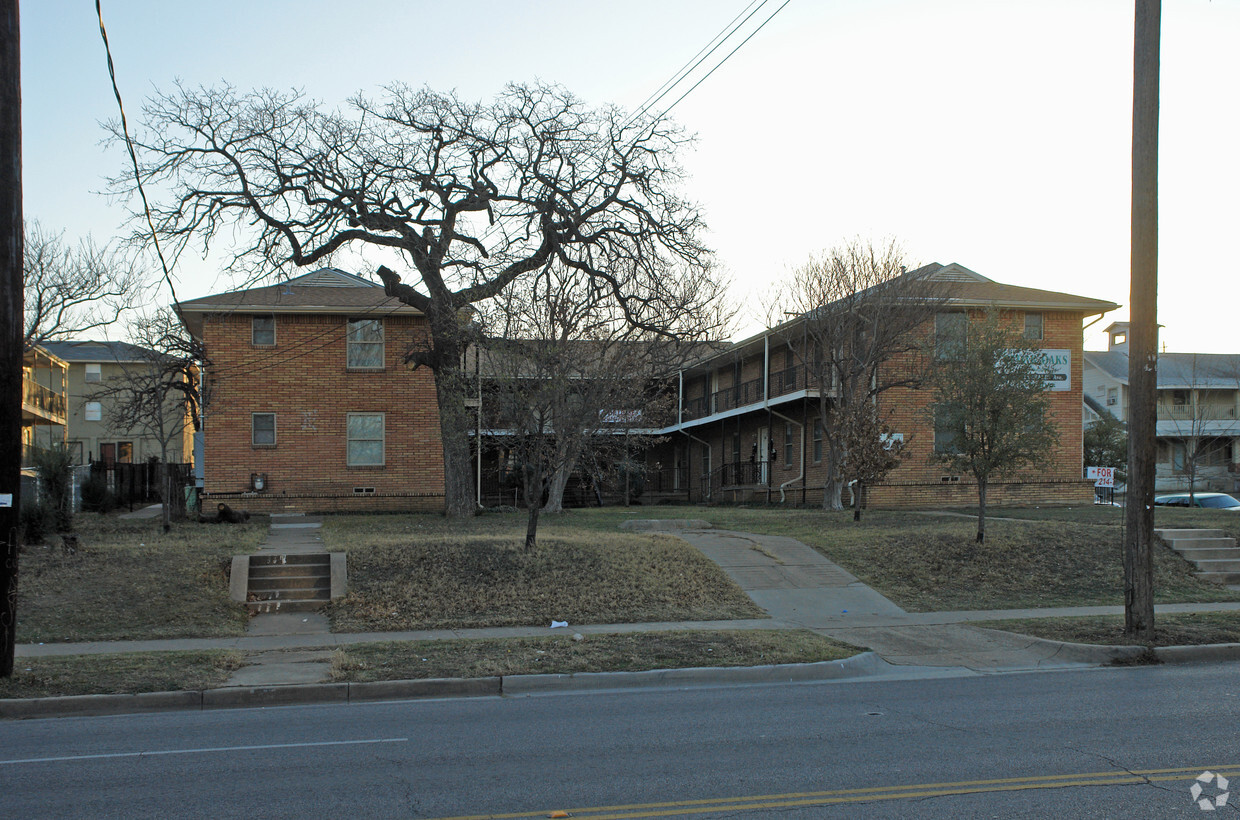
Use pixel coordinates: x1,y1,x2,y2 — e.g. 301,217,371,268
977,612,1240,647
17,513,265,642
0,650,244,699
322,513,764,631
329,630,859,681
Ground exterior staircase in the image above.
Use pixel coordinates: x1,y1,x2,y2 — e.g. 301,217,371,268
244,553,332,613
1156,528,1240,585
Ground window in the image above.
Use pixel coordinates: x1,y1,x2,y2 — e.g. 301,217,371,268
731,434,741,465
935,312,967,359
347,413,385,466
84,401,102,421
252,413,276,446
812,418,823,463
701,442,711,478
252,315,276,346
784,423,794,467
84,363,102,383
1107,387,1118,406
1172,390,1190,407
69,440,83,465
1023,312,1043,341
347,319,384,369
934,405,963,454
118,442,133,464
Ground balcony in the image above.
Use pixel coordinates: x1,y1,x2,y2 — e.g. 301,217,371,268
1157,404,1238,421
22,373,67,425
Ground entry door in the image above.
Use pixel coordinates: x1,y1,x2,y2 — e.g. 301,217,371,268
758,426,770,484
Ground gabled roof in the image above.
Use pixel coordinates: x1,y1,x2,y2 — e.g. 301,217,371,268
1084,349,1240,388
175,267,422,338
914,263,1119,313
40,340,155,363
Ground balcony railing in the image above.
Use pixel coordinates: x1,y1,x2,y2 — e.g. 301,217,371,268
22,378,66,422
1157,404,1238,421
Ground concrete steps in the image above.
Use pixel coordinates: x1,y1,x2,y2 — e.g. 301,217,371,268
1156,528,1240,585
230,551,346,614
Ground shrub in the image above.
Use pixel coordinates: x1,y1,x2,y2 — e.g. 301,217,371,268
20,502,52,545
81,473,117,514
31,445,74,531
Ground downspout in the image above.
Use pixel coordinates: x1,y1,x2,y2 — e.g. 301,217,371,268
770,408,804,504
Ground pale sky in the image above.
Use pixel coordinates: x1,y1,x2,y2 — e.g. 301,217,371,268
19,0,1240,353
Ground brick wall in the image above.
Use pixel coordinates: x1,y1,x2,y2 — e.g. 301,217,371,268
201,312,445,506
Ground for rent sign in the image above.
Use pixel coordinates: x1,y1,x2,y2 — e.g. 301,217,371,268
1087,466,1115,487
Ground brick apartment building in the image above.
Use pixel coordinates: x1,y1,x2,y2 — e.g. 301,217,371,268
180,263,1117,512
176,268,445,513
643,263,1118,508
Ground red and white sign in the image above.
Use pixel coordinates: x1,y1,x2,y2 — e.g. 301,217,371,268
1087,466,1115,488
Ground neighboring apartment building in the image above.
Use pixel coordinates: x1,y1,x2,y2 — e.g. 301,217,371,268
645,263,1117,508
176,267,444,513
40,340,195,467
1084,322,1240,492
20,344,68,467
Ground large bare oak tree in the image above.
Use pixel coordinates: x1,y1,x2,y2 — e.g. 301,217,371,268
110,82,714,516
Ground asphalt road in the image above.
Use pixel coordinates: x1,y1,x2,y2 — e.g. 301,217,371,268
3,662,1240,818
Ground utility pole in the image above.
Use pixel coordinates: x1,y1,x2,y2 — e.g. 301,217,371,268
1124,0,1159,642
0,0,23,677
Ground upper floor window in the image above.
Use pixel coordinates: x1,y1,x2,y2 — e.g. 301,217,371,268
935,312,967,359
934,405,963,454
347,319,384,369
252,315,276,346
84,401,102,421
1024,312,1043,341
84,363,102,383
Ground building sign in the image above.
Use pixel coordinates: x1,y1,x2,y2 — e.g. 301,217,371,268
1007,349,1072,391
599,409,642,424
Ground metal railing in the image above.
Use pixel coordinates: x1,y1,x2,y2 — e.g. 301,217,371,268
22,377,66,420
1157,404,1238,420
679,366,809,422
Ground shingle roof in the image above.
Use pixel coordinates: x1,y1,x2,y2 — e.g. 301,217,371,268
175,267,422,337
914,263,1118,313
1084,350,1240,387
39,340,156,363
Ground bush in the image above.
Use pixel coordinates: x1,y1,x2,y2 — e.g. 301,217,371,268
20,502,53,545
31,445,74,531
81,474,117,514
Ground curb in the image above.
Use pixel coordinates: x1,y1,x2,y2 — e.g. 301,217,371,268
0,655,879,720
984,630,1240,666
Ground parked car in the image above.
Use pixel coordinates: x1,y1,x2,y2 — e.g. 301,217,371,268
1153,492,1240,510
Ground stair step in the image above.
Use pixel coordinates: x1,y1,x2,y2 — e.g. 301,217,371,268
248,563,329,579
1194,571,1240,585
1191,559,1240,573
250,553,330,566
245,598,328,613
248,587,330,602
1157,528,1228,539
249,577,330,593
1175,548,1240,561
1165,537,1237,550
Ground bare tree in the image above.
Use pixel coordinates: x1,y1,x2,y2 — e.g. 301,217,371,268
23,221,143,346
767,239,951,510
926,309,1059,543
480,263,711,549
90,309,201,532
110,82,715,517
1159,356,1240,501
836,393,905,521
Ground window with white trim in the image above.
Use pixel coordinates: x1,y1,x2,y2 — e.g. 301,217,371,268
252,413,276,446
84,363,102,383
347,319,384,369
347,413,385,466
84,401,102,421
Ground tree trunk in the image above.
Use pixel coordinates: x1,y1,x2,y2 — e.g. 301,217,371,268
543,457,576,514
822,439,844,511
159,458,171,533
523,472,542,551
432,362,477,519
976,478,987,544
853,480,862,521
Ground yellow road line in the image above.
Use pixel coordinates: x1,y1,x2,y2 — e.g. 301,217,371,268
429,765,1240,820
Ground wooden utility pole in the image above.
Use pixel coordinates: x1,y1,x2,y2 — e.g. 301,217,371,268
0,0,23,677
1124,0,1159,642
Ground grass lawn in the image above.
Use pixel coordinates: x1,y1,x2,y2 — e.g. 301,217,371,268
977,612,1240,647
320,512,764,632
535,505,1240,612
16,513,266,643
330,630,860,681
0,650,244,699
